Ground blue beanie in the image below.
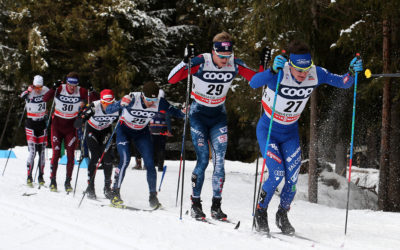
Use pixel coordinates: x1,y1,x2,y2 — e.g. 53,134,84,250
289,53,312,69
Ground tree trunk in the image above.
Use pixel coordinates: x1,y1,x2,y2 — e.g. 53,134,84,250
388,99,400,211
335,139,346,177
378,18,391,211
308,90,318,203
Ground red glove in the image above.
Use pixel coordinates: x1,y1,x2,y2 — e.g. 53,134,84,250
121,95,132,106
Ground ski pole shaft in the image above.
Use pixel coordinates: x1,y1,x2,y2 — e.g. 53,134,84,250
159,166,167,192
2,105,26,176
364,69,400,78
345,56,360,235
179,47,193,219
252,45,271,216
252,66,283,229
78,118,120,208
73,122,88,197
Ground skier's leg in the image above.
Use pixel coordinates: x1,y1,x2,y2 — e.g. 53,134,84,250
209,122,228,198
190,119,210,198
113,125,131,190
280,134,301,210
135,129,156,193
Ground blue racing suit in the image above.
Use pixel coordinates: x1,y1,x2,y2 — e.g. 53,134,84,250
106,92,184,193
250,63,354,210
168,53,256,198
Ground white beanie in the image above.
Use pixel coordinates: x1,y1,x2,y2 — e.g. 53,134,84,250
33,75,43,86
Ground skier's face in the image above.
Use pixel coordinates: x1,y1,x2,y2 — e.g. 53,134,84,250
212,50,232,68
66,83,77,94
33,86,42,94
142,95,158,108
289,66,310,82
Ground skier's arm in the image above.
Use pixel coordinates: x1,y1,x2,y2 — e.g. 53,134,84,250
159,98,185,119
249,68,278,89
43,86,61,102
168,55,204,84
74,103,95,128
105,94,135,114
316,66,354,89
235,58,257,81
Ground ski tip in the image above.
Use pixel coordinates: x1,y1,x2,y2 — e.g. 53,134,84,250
234,221,241,230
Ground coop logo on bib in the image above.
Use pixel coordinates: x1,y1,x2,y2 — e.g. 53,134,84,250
59,96,80,103
129,110,156,118
93,116,117,122
33,96,44,102
280,87,314,99
202,72,234,82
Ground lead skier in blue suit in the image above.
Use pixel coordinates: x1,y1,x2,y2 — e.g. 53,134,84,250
251,40,363,235
105,81,184,208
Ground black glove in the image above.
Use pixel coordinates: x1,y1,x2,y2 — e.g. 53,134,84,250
259,46,272,67
183,43,195,63
53,79,62,90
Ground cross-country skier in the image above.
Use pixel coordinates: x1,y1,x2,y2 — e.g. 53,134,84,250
43,72,94,192
168,31,257,220
105,81,184,208
148,89,172,172
20,75,49,187
74,89,119,199
250,40,363,235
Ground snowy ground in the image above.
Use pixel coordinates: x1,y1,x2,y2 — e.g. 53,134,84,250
0,146,399,250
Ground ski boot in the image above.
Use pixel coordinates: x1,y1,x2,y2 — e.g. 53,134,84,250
191,196,206,220
255,206,270,234
27,176,33,188
64,177,73,193
38,174,45,186
211,197,227,221
103,186,113,200
149,192,161,208
276,205,295,235
50,178,57,192
110,188,124,207
86,184,96,200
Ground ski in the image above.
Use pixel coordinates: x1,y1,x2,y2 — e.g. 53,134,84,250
22,192,37,196
211,218,241,229
101,203,162,212
270,232,318,246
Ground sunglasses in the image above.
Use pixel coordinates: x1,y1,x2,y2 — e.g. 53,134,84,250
289,60,314,73
33,86,43,90
213,48,233,59
144,96,158,102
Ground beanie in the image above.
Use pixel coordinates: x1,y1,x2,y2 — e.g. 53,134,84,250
33,75,44,86
100,89,115,103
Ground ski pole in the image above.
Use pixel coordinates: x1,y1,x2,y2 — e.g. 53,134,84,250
73,122,88,197
78,118,121,208
178,44,194,219
252,45,271,216
2,104,27,176
364,69,400,78
252,51,285,229
158,165,167,192
73,88,91,196
345,54,360,235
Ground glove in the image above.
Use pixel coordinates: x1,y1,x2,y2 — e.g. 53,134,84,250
349,56,363,76
20,90,29,100
121,95,132,106
183,43,195,63
87,81,94,92
53,79,62,90
272,55,288,73
259,46,272,66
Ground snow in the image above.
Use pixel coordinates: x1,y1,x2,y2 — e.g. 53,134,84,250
1,146,399,250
